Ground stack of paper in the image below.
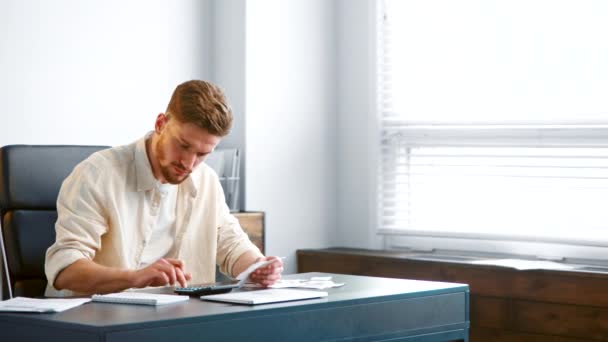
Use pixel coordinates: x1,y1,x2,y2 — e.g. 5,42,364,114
244,276,345,290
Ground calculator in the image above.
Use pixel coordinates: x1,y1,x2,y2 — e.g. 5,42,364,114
174,280,241,296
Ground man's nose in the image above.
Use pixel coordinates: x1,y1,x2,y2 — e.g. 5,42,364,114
181,152,196,170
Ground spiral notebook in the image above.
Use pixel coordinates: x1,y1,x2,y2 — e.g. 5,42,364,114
92,292,189,306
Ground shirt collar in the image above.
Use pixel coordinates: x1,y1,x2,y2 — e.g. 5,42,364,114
134,133,198,197
134,135,156,192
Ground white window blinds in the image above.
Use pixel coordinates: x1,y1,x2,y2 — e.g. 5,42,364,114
377,0,608,248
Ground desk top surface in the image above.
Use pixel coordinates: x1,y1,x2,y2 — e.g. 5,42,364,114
0,272,468,330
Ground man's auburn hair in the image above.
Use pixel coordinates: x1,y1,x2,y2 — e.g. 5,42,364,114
166,80,233,137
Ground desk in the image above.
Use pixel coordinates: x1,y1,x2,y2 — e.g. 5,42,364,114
0,273,469,341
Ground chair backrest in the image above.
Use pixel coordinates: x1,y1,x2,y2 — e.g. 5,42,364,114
0,145,108,299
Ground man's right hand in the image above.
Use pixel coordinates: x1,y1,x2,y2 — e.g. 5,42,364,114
130,258,192,288
53,258,193,295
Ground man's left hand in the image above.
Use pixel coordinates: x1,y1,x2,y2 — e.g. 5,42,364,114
248,256,283,286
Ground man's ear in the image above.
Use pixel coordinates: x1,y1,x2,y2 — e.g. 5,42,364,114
154,113,168,134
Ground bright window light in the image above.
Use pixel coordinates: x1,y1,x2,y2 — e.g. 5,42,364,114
377,0,608,257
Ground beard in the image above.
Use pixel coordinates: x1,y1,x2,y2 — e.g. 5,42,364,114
156,134,191,184
160,164,190,185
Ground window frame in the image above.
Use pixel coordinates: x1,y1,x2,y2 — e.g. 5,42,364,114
373,0,608,262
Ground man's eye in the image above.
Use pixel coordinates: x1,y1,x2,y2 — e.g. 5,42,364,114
180,144,189,150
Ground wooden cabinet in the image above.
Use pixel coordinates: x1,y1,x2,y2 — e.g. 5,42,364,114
234,211,265,254
298,248,608,342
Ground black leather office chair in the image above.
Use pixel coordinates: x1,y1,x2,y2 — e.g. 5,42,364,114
0,145,108,299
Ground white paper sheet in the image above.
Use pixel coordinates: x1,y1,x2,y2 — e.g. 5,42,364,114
0,297,91,313
243,277,345,290
236,257,285,282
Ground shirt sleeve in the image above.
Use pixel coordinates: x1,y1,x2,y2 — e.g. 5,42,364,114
44,160,109,288
214,182,262,277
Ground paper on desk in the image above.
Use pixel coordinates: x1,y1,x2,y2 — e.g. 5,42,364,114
236,257,285,282
0,297,91,313
243,277,345,290
470,258,576,271
272,279,345,290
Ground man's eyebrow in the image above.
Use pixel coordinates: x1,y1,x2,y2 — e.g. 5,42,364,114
177,136,212,156
176,136,190,146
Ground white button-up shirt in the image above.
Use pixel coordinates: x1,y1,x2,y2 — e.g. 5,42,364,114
45,135,261,295
138,181,178,268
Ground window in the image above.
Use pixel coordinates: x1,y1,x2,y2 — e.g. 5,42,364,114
377,0,608,260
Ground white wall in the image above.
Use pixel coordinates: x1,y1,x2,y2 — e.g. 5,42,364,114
0,0,211,147
0,0,212,298
245,0,337,274
209,0,247,211
335,0,382,249
0,0,341,297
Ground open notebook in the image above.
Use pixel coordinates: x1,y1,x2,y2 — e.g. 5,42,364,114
200,288,328,305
